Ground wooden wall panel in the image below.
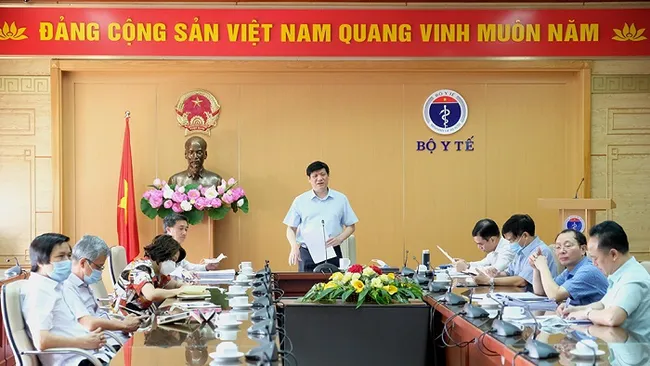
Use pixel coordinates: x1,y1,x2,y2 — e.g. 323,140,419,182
590,65,650,260
0,62,51,269
59,61,587,271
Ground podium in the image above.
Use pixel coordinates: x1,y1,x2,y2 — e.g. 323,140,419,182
538,198,616,233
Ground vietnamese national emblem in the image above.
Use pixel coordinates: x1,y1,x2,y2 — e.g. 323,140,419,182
175,89,221,135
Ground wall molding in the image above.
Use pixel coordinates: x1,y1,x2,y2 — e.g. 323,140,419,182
0,76,50,94
592,75,650,94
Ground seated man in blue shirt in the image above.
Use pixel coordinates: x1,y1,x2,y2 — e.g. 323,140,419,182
474,214,557,288
529,229,608,305
284,161,359,272
562,221,650,338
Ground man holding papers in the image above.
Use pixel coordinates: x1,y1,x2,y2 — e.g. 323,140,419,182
474,214,557,289
284,161,358,272
562,221,650,337
529,229,607,305
454,218,515,273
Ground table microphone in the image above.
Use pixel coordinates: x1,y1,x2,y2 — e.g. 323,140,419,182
487,293,521,337
443,270,467,306
400,249,415,277
412,256,429,285
522,304,559,359
462,288,489,318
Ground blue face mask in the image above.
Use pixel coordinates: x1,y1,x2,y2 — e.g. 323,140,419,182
49,259,72,282
84,268,103,284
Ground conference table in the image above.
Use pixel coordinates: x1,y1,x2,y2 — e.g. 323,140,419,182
107,272,650,366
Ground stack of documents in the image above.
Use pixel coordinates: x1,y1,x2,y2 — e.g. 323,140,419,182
194,269,236,284
492,292,560,311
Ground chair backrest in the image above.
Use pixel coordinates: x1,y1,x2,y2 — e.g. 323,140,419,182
340,234,357,264
108,246,127,287
89,278,109,300
641,261,650,275
2,280,39,366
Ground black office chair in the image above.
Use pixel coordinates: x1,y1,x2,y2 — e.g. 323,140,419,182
313,263,339,273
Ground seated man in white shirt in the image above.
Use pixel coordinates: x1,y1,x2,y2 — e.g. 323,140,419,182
22,233,112,366
454,218,515,274
163,213,219,271
63,235,143,345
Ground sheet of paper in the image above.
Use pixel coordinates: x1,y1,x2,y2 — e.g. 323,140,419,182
204,253,227,264
495,292,550,301
302,228,336,264
437,245,455,263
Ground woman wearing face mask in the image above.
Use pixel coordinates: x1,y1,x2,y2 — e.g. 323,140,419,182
113,234,186,316
22,233,113,366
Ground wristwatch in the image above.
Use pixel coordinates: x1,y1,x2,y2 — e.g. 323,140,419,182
489,277,495,286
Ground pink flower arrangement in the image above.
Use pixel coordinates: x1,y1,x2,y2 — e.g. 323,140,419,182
140,177,249,225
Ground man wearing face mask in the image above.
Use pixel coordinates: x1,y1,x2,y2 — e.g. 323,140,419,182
63,235,143,344
22,233,113,366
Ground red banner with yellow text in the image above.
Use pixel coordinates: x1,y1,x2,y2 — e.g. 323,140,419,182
0,8,647,57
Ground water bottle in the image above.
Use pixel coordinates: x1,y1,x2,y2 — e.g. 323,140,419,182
422,249,430,270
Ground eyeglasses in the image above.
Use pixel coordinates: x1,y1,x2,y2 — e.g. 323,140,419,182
553,243,579,251
85,258,105,271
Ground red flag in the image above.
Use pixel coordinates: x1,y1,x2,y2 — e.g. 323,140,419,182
117,111,140,262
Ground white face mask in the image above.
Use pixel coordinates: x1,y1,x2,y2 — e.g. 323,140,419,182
159,260,177,275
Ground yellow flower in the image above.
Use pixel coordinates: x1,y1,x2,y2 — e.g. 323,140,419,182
612,23,647,42
383,285,398,295
341,272,352,283
387,273,395,280
0,22,28,41
329,272,344,281
324,281,338,290
351,279,365,293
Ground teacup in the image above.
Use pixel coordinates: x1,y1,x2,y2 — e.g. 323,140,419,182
215,341,238,356
240,267,254,275
218,312,237,324
576,340,599,354
339,258,351,269
230,296,248,306
228,285,245,294
236,273,250,282
502,306,525,318
232,311,250,321
239,262,252,271
218,330,238,341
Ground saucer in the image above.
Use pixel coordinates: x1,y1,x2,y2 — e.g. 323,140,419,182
177,293,211,300
570,348,605,358
502,314,526,320
209,351,244,361
233,280,251,286
231,304,252,310
216,320,242,328
226,291,247,297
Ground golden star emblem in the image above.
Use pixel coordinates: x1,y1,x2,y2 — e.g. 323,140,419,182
192,97,203,107
118,179,128,223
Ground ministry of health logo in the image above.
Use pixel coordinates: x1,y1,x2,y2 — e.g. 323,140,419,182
422,89,468,135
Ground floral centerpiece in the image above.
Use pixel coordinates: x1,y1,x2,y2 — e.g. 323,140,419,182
300,264,424,308
140,178,249,225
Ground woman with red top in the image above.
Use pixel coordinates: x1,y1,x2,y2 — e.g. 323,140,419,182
113,234,186,315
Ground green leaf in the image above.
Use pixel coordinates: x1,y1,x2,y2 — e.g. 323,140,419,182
314,288,334,301
341,289,355,302
156,208,172,220
139,198,158,219
356,287,370,308
184,183,200,191
184,210,204,225
240,196,249,213
207,205,230,220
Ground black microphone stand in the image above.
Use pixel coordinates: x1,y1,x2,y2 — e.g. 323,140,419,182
487,293,521,336
462,288,489,318
443,270,467,306
522,304,559,359
400,249,415,277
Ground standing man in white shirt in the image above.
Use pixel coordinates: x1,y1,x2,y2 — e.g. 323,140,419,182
454,218,515,273
284,161,359,272
163,213,219,271
22,233,112,366
63,235,142,344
